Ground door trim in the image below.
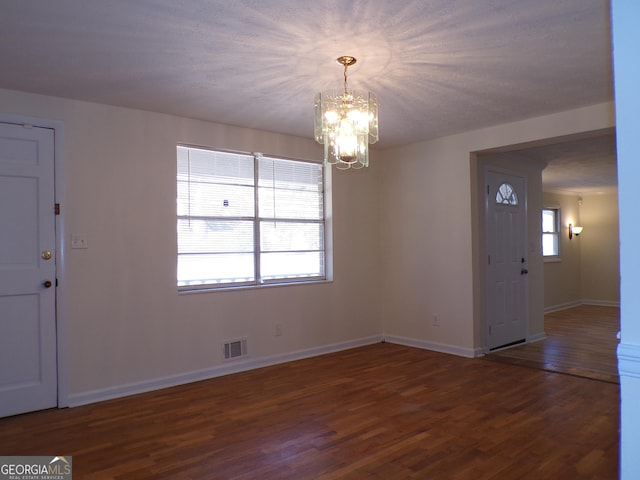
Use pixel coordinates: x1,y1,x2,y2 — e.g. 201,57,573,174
0,113,68,408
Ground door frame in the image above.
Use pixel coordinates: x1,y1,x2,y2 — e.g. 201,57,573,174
483,165,529,352
0,113,68,408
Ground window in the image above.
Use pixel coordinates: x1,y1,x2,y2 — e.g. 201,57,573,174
542,208,560,257
496,183,518,205
177,146,326,290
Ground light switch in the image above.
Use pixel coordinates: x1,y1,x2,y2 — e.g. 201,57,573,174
71,234,88,249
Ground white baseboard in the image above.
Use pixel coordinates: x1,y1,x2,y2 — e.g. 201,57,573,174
544,299,620,313
582,299,620,308
544,300,582,313
65,335,383,407
383,334,481,358
618,343,640,378
527,332,546,343
63,333,516,408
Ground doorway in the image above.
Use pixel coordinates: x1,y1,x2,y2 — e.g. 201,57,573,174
475,131,618,374
485,169,528,350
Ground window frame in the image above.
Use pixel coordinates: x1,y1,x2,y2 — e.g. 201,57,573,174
542,207,561,260
177,145,329,292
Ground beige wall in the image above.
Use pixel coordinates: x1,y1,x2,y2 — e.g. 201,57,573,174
580,193,620,304
542,192,583,309
378,103,615,355
0,89,383,404
0,87,616,404
542,192,620,310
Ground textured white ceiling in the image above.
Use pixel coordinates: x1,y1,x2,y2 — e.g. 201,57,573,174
538,134,617,195
0,0,615,190
484,132,618,195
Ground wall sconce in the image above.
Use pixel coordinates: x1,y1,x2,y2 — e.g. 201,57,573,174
569,224,583,239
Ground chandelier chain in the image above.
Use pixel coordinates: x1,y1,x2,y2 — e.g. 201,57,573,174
343,64,349,93
336,55,356,94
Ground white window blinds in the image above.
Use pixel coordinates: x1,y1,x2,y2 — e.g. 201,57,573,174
177,146,325,289
258,155,325,281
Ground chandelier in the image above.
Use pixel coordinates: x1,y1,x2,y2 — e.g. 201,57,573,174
314,56,379,169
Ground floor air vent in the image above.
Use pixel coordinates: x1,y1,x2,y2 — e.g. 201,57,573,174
223,338,248,360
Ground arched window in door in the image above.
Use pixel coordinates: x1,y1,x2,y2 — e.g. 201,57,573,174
496,183,518,205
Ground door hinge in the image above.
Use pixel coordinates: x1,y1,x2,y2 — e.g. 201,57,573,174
488,254,491,265
487,185,490,195
489,325,492,335
55,203,60,215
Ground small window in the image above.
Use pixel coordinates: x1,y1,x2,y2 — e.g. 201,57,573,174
542,208,560,257
496,183,518,205
177,146,326,290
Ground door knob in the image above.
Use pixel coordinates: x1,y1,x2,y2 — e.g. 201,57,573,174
521,269,529,275
43,280,53,288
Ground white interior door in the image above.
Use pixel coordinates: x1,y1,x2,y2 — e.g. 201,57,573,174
0,122,57,417
486,170,528,350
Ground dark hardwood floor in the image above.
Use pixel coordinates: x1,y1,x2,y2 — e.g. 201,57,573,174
0,341,618,479
485,304,620,383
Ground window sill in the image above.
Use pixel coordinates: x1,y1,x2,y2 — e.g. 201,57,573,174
543,256,562,263
178,278,333,295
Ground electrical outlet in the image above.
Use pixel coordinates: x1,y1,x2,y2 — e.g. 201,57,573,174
275,323,283,337
433,314,440,327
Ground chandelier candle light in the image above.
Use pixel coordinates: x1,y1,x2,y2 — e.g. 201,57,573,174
314,56,379,169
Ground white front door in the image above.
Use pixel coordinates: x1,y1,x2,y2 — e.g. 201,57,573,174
0,122,57,417
486,170,528,350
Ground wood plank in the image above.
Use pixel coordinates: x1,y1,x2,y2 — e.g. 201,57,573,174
486,304,619,383
0,343,618,478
